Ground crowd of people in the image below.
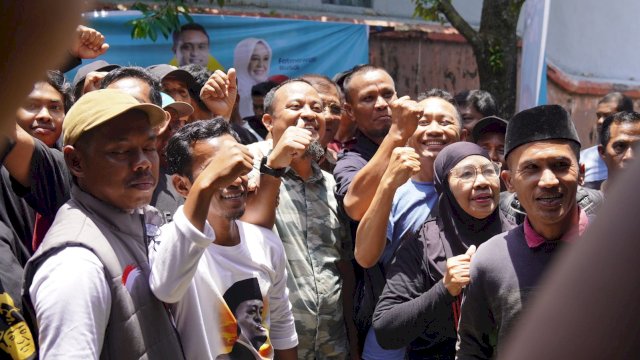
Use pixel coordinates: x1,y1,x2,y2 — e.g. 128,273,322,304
1,21,637,360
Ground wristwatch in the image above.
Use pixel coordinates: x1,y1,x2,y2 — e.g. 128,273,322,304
260,156,287,178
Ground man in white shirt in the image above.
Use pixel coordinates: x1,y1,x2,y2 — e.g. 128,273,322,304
149,118,298,359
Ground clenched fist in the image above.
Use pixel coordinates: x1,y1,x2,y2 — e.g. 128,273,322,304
443,245,476,297
383,146,420,189
70,25,109,59
389,96,423,141
200,68,238,120
267,119,312,169
197,138,254,191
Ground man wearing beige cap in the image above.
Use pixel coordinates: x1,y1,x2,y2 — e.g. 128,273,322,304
22,89,185,359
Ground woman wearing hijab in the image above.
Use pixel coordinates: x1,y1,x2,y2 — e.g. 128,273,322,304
233,38,272,119
371,142,513,359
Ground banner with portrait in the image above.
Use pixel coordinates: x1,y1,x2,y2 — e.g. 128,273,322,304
71,11,369,117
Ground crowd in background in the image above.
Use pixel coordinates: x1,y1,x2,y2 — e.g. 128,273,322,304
1,22,637,360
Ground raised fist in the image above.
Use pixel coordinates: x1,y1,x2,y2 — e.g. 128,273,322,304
383,146,420,189
198,138,254,191
389,96,423,141
267,119,313,169
70,25,109,59
200,68,237,120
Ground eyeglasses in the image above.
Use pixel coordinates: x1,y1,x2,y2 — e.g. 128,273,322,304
325,103,342,116
449,162,501,183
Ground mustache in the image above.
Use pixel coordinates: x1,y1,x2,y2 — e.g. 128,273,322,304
126,171,155,185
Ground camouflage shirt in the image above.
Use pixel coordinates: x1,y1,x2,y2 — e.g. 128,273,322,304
274,161,351,359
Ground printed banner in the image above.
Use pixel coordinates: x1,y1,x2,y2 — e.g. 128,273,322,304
71,11,369,116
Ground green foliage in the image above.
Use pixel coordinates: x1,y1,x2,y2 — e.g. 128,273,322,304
488,44,503,73
129,0,225,41
412,0,445,23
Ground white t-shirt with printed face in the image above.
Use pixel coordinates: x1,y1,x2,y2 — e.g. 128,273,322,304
149,208,297,359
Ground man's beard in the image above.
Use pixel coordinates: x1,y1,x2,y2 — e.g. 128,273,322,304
304,140,325,162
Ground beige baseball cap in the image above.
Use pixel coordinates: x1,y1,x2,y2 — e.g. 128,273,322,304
63,89,167,146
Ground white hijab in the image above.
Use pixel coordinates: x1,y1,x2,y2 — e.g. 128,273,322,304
233,38,272,118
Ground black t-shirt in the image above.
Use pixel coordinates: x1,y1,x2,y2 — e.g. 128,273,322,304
0,167,35,254
12,139,72,219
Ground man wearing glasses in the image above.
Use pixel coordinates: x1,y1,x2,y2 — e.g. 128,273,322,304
354,90,465,359
301,74,344,173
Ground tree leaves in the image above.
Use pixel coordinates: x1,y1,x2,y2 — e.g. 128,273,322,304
412,0,445,23
128,0,224,41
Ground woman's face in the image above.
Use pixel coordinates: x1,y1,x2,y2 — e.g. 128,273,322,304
448,155,500,219
248,42,270,81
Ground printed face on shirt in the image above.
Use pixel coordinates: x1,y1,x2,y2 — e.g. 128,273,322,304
16,82,65,147
174,29,210,67
235,299,268,349
189,134,248,220
344,69,397,144
408,97,462,163
599,120,640,181
448,155,500,219
502,140,579,230
68,110,159,211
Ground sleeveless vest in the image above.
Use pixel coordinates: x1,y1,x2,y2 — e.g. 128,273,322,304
23,186,184,359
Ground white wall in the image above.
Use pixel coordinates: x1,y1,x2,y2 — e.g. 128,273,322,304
546,0,640,84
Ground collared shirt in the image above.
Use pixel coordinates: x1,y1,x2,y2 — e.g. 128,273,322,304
580,145,608,182
274,161,351,359
327,137,357,154
524,207,589,248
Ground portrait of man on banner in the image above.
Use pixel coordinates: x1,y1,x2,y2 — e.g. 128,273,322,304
169,22,225,72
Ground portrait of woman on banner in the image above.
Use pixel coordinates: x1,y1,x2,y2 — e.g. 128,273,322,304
233,38,272,118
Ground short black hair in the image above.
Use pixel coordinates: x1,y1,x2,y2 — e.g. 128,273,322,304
301,74,342,101
172,22,209,46
417,88,461,127
418,88,455,104
600,111,640,148
179,64,211,112
166,118,240,179
45,70,73,112
100,66,162,106
263,78,314,115
342,64,391,104
598,92,634,112
454,90,497,117
251,81,278,97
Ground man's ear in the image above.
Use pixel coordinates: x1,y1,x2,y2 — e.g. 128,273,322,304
460,128,468,142
501,169,516,193
262,113,274,133
63,145,84,178
578,163,586,186
343,102,354,120
172,174,192,198
598,144,605,159
156,111,172,135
